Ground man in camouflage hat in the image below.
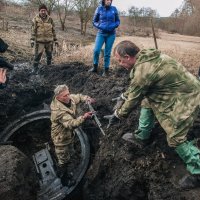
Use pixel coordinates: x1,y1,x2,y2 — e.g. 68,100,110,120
50,84,95,186
30,4,58,74
104,40,200,190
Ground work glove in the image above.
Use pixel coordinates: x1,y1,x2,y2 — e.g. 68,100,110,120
31,41,34,48
83,111,94,120
112,96,124,110
103,113,119,128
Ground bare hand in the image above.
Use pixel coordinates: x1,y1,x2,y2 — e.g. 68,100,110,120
83,111,94,119
86,97,96,104
0,68,7,84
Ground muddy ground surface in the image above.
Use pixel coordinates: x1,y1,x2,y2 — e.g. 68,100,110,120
0,62,200,199
0,145,37,200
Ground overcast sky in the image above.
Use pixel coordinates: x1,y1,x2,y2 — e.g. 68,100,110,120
112,0,184,17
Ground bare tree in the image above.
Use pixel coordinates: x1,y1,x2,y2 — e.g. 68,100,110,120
74,0,98,35
168,0,200,35
55,0,75,31
128,6,159,27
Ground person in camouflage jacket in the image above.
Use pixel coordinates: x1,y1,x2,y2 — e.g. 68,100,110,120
30,4,58,74
104,40,200,190
51,85,95,175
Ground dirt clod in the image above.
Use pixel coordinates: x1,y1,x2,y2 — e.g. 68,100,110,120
0,145,38,200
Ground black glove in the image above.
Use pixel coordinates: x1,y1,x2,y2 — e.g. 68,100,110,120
0,57,14,70
31,41,34,48
0,38,8,53
112,96,124,110
103,113,119,128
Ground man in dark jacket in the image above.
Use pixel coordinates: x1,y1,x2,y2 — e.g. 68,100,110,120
89,0,120,76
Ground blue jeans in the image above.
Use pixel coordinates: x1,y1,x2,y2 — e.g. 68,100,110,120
93,32,116,69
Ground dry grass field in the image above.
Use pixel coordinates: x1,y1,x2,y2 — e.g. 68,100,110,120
1,5,200,76
62,31,200,75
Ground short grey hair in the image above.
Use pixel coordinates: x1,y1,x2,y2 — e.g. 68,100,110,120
54,84,69,96
113,40,140,58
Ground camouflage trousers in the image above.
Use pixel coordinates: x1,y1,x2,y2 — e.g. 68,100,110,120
55,143,75,166
52,131,75,166
141,98,200,147
33,42,53,67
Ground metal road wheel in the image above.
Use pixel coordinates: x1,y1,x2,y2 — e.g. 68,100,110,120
0,110,90,199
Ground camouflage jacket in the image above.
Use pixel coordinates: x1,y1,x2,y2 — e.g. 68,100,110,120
117,49,200,135
50,94,89,146
31,14,57,43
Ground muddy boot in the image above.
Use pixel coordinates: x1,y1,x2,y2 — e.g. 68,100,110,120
179,174,200,190
57,164,67,178
30,63,39,75
65,177,76,187
88,64,98,73
122,133,150,148
57,163,76,187
47,59,51,65
101,68,109,77
61,171,76,187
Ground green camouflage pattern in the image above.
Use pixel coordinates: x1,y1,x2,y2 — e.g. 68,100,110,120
31,14,57,43
117,49,200,147
33,42,53,66
176,140,200,174
50,94,88,164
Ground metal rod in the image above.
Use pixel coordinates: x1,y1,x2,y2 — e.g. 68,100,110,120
151,18,158,49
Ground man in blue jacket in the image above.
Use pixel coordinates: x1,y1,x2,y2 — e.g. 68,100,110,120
89,0,120,76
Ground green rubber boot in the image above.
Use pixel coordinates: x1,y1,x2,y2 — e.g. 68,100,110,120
122,108,155,148
135,107,155,140
175,141,200,190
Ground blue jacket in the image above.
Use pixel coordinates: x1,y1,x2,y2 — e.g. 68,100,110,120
93,4,120,34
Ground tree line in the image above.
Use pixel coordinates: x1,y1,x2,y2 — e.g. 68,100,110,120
162,0,200,36
0,0,98,35
1,0,200,37
127,0,200,36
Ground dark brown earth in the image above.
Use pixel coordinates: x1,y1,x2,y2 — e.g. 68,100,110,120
0,62,200,199
0,145,37,200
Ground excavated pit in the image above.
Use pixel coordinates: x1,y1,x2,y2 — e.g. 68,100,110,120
0,62,200,200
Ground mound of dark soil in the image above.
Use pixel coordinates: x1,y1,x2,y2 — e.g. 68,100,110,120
0,145,37,200
0,62,200,200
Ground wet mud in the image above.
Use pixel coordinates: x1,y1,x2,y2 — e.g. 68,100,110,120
0,62,200,199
